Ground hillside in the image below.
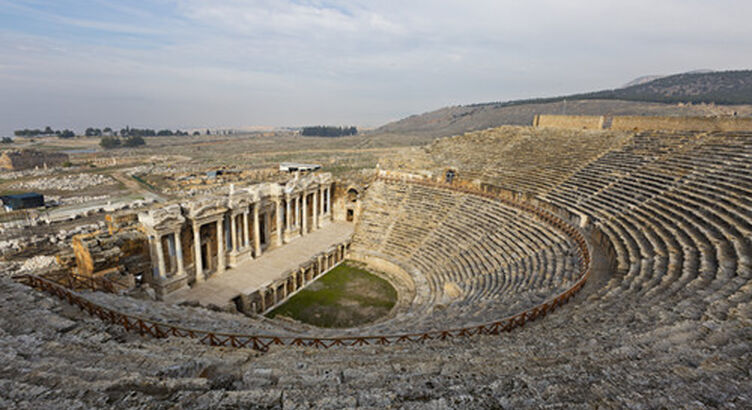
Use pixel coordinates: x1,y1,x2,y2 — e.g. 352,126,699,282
588,70,752,105
373,70,752,140
373,99,752,140
620,69,714,88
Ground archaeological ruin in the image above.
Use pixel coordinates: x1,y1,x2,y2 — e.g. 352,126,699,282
0,149,68,170
3,118,752,407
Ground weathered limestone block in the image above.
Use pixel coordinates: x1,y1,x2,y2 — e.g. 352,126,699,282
72,229,149,277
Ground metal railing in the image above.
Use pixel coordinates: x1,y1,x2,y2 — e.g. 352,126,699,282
15,175,591,351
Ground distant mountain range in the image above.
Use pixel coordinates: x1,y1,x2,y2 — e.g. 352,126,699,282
374,70,752,139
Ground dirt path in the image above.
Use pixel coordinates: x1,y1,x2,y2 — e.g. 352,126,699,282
110,171,165,202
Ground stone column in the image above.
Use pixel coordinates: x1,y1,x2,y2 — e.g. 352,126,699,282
302,193,308,235
174,231,185,276
253,204,261,257
154,235,167,280
243,210,250,249
319,186,324,226
326,185,332,216
285,197,291,232
259,289,266,312
193,223,203,282
275,200,283,246
312,189,319,230
216,218,225,273
230,214,238,254
293,195,298,227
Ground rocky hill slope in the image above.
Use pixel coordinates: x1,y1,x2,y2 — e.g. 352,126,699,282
373,70,752,140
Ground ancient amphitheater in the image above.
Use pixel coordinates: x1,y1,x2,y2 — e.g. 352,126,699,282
4,118,752,408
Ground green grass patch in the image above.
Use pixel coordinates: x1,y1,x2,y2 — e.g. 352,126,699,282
268,261,397,328
131,174,158,191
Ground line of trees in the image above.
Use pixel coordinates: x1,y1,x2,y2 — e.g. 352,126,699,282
15,126,201,139
119,127,192,137
301,126,358,137
14,127,75,138
100,135,146,149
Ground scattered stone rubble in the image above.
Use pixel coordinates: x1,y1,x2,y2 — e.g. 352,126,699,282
0,222,102,272
18,255,57,273
10,173,115,191
0,166,69,180
46,195,111,206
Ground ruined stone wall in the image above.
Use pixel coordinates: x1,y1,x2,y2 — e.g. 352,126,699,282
610,116,752,132
332,183,363,224
533,115,604,130
72,229,150,277
0,149,68,170
105,212,139,234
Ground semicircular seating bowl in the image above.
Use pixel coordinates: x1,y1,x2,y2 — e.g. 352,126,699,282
72,177,589,339
422,130,752,333
57,130,752,344
342,179,585,334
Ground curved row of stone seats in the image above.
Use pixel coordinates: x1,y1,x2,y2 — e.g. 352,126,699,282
539,131,752,326
378,184,466,259
9,270,751,408
351,179,409,250
347,179,584,333
419,126,631,197
81,290,304,337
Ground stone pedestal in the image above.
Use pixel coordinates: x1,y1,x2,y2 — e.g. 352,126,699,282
153,273,189,301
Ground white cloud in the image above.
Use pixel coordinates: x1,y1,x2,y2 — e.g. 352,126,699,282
1,0,752,135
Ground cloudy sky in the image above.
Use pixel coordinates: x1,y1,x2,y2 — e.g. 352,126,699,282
1,0,751,136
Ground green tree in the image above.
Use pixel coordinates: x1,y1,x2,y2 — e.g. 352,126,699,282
122,135,145,147
99,136,121,149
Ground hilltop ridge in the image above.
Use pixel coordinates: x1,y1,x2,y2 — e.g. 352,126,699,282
374,70,752,140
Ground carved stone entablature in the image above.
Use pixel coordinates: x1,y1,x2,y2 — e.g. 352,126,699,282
186,196,228,222
228,192,253,212
138,204,185,235
316,172,333,185
247,182,282,200
283,179,301,195
286,172,332,194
